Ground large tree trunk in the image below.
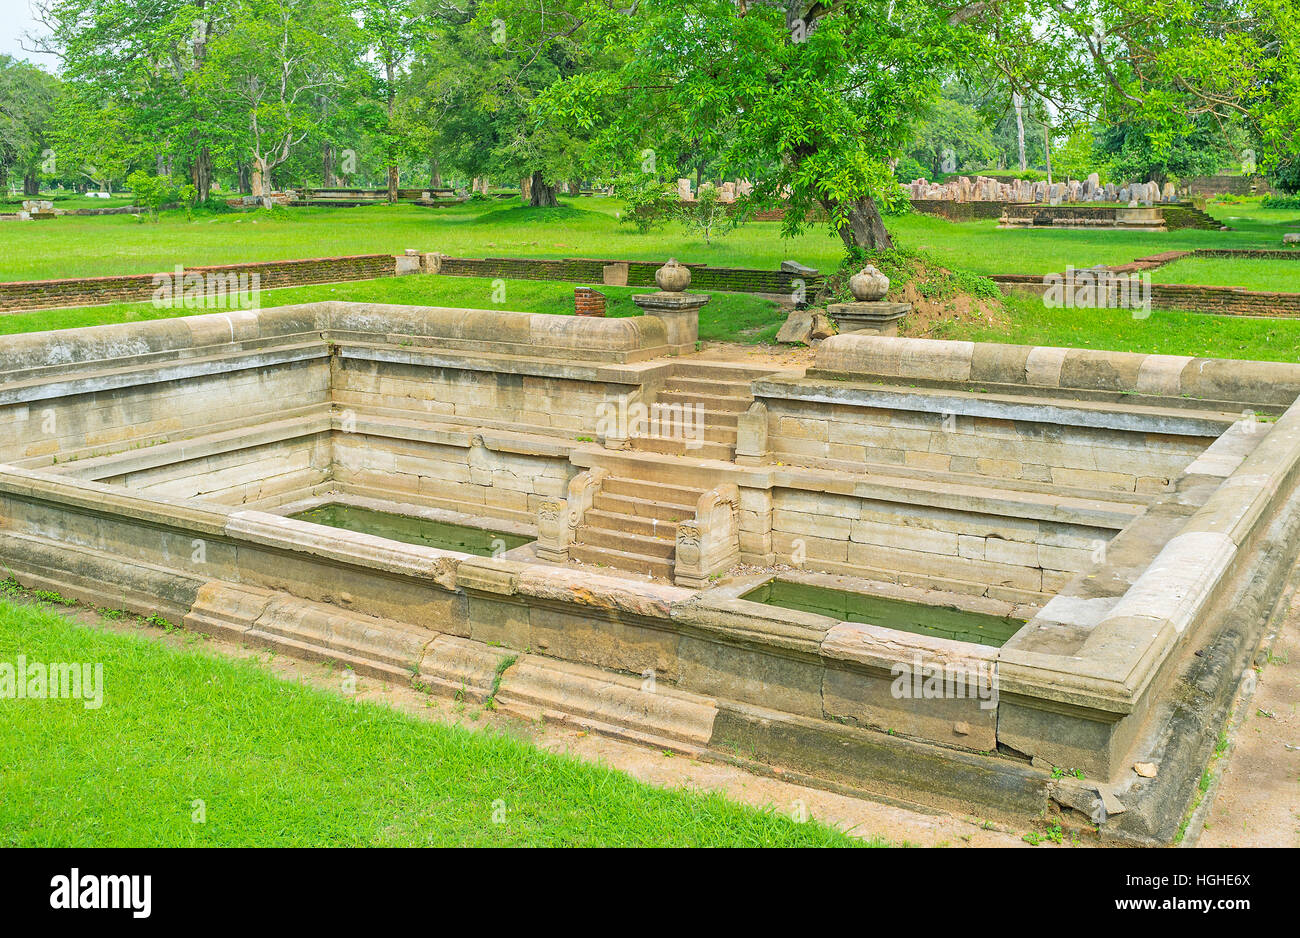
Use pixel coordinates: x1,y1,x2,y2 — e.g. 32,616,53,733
193,146,212,202
23,173,40,196
824,195,894,252
528,171,558,208
387,165,399,203
430,157,442,189
238,162,251,194
1014,94,1027,171
323,143,335,187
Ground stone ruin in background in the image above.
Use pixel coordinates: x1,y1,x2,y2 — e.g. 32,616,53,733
676,179,755,203
906,173,1180,206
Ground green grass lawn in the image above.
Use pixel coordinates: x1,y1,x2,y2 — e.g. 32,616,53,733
1153,257,1300,292
0,274,787,344
5,272,1298,361
0,593,862,847
890,205,1300,278
0,198,848,282
1,195,1297,287
1,191,137,211
930,293,1300,362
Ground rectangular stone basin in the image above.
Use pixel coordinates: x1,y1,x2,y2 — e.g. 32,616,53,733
290,503,534,556
741,577,1026,647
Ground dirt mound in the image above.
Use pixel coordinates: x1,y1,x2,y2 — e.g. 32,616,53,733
817,249,1008,338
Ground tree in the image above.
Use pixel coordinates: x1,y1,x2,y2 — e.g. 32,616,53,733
360,0,428,201
49,91,141,193
198,0,359,202
0,55,60,195
999,0,1300,181
540,0,1003,254
906,89,1000,178
1094,117,1234,184
36,0,235,201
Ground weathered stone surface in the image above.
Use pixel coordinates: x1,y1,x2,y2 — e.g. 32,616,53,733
775,309,813,344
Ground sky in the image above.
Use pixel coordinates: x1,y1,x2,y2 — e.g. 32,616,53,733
1,0,60,71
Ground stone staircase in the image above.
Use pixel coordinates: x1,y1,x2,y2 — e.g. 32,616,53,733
569,477,705,579
630,362,755,461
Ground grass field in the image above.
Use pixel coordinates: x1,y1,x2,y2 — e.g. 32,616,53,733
1,193,1297,362
0,275,787,344
0,590,862,847
932,293,1300,361
1,195,1297,285
4,271,1298,361
1153,257,1300,291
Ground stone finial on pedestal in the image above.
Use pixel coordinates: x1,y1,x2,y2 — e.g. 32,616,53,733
848,265,890,301
828,264,910,336
632,259,710,355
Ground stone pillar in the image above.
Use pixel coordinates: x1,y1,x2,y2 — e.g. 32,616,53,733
735,401,770,466
536,498,570,562
574,287,607,317
536,469,606,562
674,484,741,589
631,259,710,356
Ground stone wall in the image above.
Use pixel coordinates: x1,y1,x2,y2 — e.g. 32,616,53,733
811,334,1300,407
909,200,1008,221
759,392,1210,494
333,431,572,527
994,273,1300,318
0,255,396,313
1180,174,1274,196
764,484,1116,600
436,256,817,294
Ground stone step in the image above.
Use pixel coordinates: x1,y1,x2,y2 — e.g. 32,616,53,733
630,423,737,445
584,509,679,540
662,376,754,399
592,493,695,522
655,391,752,415
570,543,673,580
577,525,676,559
603,476,703,508
634,420,738,441
632,435,733,460
669,361,782,381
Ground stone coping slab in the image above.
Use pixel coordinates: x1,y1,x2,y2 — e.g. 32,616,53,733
813,334,1300,409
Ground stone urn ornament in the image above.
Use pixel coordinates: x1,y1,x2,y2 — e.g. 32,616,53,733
655,258,692,293
848,265,890,302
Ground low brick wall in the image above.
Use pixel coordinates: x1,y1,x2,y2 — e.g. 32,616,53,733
995,247,1300,317
0,254,396,313
1181,174,1273,196
996,274,1300,317
1147,283,1300,317
909,200,1009,221
436,256,819,295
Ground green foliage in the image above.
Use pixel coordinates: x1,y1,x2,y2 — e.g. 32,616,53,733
125,171,178,222
905,90,1000,179
1052,128,1106,183
678,182,744,246
1262,194,1300,209
0,55,60,190
615,174,679,233
0,597,864,846
1094,118,1233,185
540,0,984,251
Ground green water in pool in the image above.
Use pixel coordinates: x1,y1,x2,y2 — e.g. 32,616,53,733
291,504,533,556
